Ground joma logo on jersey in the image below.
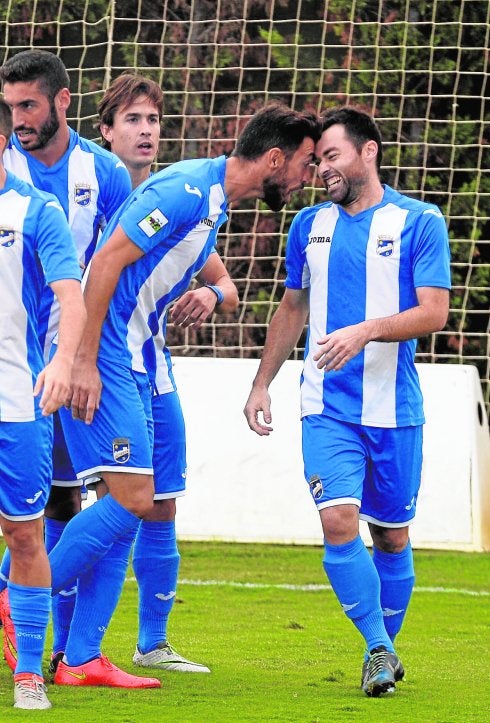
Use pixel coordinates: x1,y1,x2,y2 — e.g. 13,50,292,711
112,438,130,464
74,184,92,206
308,236,331,244
199,217,216,229
0,229,15,247
376,236,395,257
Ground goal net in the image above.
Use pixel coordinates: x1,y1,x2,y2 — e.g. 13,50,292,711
1,0,488,416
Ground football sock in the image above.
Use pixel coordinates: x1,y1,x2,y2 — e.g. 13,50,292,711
49,494,140,595
0,548,10,593
372,541,415,642
44,517,76,655
323,535,393,653
64,529,135,666
9,581,50,677
133,520,180,654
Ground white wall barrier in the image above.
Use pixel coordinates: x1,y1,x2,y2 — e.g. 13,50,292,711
174,358,490,552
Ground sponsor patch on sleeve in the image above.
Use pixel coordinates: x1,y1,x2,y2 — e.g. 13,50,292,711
137,208,168,237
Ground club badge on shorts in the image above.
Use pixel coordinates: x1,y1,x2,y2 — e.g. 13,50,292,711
112,437,130,464
309,474,323,500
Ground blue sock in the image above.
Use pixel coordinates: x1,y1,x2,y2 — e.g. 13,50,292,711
49,494,140,595
0,548,10,593
64,529,135,666
9,581,51,676
44,518,77,655
372,542,415,643
133,520,180,653
323,535,393,653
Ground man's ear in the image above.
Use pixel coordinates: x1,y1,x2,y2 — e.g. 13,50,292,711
99,123,113,145
363,139,379,164
56,87,71,114
267,147,286,170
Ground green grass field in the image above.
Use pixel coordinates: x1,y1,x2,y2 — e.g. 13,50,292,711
2,541,489,722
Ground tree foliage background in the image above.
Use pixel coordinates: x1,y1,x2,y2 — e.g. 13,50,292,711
1,0,488,414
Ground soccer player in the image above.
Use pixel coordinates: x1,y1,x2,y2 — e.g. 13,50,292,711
0,49,133,677
63,73,234,675
0,99,86,710
43,102,322,687
243,107,451,697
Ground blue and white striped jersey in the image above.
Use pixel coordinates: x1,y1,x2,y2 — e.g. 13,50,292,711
0,172,81,422
3,128,131,359
285,185,451,428
91,155,228,392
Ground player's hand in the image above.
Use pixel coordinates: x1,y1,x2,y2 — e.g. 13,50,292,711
68,357,102,424
170,287,218,328
243,386,273,436
313,322,371,371
34,355,73,416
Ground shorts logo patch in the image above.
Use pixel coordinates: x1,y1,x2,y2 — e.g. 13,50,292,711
74,184,92,206
137,208,168,237
376,235,395,257
309,474,323,500
113,437,130,464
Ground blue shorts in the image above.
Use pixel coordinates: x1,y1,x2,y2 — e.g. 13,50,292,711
51,411,81,487
152,391,187,499
59,357,154,481
0,418,53,521
302,414,423,527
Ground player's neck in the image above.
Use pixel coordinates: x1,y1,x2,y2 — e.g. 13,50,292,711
130,165,152,190
0,165,6,189
27,123,71,167
340,179,384,216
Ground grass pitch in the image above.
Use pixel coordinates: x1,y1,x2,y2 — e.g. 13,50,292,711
2,541,489,722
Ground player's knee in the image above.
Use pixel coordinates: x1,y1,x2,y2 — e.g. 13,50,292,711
2,522,43,559
370,524,409,553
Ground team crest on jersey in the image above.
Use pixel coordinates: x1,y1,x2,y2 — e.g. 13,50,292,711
309,474,323,500
137,208,168,237
0,229,16,247
74,184,92,206
112,437,130,464
376,235,395,257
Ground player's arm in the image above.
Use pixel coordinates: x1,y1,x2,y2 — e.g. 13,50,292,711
170,253,239,328
69,224,144,423
313,286,450,373
244,287,309,436
34,279,86,416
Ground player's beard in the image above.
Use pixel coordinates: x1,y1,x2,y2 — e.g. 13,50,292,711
17,101,60,151
262,176,287,212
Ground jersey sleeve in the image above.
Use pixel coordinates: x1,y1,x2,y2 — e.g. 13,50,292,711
411,207,452,290
118,174,207,254
35,199,82,284
284,210,309,289
100,157,132,223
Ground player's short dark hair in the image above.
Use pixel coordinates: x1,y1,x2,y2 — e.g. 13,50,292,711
321,106,383,170
0,50,70,102
0,98,13,142
96,74,164,149
232,102,322,160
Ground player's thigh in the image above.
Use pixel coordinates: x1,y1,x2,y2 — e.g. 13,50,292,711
302,414,367,510
360,424,423,526
151,391,186,500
